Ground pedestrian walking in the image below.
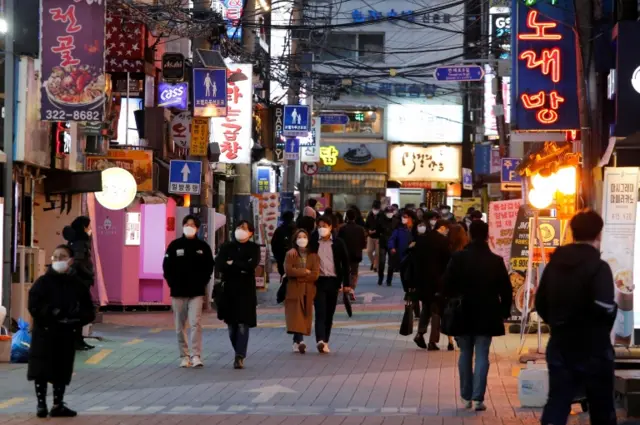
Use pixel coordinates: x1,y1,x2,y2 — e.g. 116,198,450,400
284,229,320,354
62,216,95,351
350,205,367,228
297,205,317,235
443,220,512,411
410,219,451,351
536,210,617,425
216,220,261,369
442,223,469,350
338,209,367,294
376,207,395,286
163,215,215,368
309,215,351,353
271,211,296,278
365,200,381,271
28,245,95,418
439,204,456,222
388,210,416,287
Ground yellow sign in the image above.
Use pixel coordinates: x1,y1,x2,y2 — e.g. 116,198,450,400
85,149,153,192
452,198,482,221
190,118,209,157
320,146,338,166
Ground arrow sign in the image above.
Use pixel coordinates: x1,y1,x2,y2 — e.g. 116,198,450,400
434,65,485,82
358,292,382,303
181,163,190,182
247,385,297,403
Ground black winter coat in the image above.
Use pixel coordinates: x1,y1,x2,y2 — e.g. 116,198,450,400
365,211,379,238
376,214,394,249
309,231,351,288
271,222,296,275
535,244,616,357
62,226,94,289
163,236,215,298
215,241,261,327
443,241,512,337
338,222,367,263
27,269,95,385
407,231,451,301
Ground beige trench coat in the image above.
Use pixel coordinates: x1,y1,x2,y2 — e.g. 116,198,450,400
284,249,320,335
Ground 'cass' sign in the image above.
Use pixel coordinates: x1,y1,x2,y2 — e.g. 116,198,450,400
389,145,461,182
211,63,253,164
511,0,579,130
385,104,463,143
158,82,188,110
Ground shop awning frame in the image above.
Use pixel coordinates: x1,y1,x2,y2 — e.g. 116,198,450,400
310,172,387,194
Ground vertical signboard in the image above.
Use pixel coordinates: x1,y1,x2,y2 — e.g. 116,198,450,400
211,64,253,164
300,117,321,162
601,167,639,346
511,0,579,130
193,68,227,117
216,0,243,41
40,0,106,121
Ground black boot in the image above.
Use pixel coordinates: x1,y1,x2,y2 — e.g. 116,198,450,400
36,405,48,418
414,334,427,349
50,404,77,417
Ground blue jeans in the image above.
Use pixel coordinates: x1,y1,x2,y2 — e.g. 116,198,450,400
228,324,250,358
293,333,304,343
455,335,492,402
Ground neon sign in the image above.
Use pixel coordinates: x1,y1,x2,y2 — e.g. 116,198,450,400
512,0,579,130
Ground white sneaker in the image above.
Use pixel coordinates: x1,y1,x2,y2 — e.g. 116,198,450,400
293,343,300,353
474,401,486,411
461,398,472,409
179,357,191,368
191,356,204,368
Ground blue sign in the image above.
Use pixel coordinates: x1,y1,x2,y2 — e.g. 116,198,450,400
158,82,188,110
500,158,522,184
283,105,310,136
169,160,202,195
512,0,579,130
256,167,270,193
320,114,349,125
193,68,227,118
474,144,492,176
434,66,485,82
462,168,473,190
284,138,300,160
351,9,452,24
220,0,243,40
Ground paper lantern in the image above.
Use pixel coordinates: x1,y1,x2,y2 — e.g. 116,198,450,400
95,167,137,210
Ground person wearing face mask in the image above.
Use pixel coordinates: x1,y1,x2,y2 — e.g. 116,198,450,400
338,209,368,296
440,204,456,222
387,211,416,287
62,216,95,352
28,245,95,418
375,207,396,286
284,229,320,353
216,220,261,369
425,211,440,230
163,215,215,369
309,216,351,353
365,200,382,272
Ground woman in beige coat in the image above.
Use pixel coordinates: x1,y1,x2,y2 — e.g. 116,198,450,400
284,229,320,354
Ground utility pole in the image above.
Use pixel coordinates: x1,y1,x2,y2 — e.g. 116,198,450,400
2,0,14,327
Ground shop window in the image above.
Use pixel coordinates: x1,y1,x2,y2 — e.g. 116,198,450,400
115,98,142,146
332,193,376,215
317,33,385,63
319,109,382,135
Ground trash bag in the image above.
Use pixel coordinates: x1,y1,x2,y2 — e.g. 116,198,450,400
10,318,31,363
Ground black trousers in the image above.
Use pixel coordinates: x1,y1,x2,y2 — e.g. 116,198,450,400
314,277,339,343
541,337,617,425
378,247,394,284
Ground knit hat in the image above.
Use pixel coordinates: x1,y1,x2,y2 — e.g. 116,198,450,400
303,206,317,219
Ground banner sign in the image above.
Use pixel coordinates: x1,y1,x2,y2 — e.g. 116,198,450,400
601,167,639,346
511,0,579,130
40,0,106,121
158,82,188,110
509,204,534,320
489,199,522,268
193,68,227,117
529,217,562,263
211,64,253,164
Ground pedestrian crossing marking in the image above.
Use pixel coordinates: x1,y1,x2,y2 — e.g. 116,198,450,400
149,328,165,334
0,398,26,409
123,338,144,346
85,349,113,365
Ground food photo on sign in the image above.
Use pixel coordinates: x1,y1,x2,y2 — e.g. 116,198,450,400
40,0,107,122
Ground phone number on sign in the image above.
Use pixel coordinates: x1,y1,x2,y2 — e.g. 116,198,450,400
44,109,102,121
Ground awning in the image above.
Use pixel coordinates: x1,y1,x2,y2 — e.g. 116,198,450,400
310,173,386,194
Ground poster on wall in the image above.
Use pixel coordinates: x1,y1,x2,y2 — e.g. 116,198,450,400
211,63,253,164
85,149,153,192
601,167,639,346
453,198,483,221
40,0,106,122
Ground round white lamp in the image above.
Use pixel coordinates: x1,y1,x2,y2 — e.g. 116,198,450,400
528,187,553,209
95,167,137,210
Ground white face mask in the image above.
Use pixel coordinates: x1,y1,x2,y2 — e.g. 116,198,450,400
372,209,379,215
52,261,70,273
386,213,394,219
183,226,197,238
417,225,427,234
86,229,92,237
430,220,437,227
235,229,249,242
441,209,449,215
318,227,331,238
296,238,308,248
401,218,409,225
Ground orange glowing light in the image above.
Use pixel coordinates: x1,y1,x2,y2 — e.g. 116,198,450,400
549,91,565,109
518,10,562,40
519,48,562,82
537,109,559,124
521,91,545,109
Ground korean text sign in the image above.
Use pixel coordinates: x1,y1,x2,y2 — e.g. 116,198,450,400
511,0,579,130
193,68,227,117
211,63,253,164
40,0,106,122
388,145,461,182
488,199,522,268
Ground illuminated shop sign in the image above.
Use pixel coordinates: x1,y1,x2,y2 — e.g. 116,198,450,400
512,0,579,130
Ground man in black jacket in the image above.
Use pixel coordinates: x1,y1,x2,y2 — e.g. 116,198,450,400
376,207,395,286
163,215,215,369
271,211,296,278
310,215,351,353
365,200,382,271
339,209,367,293
536,210,617,425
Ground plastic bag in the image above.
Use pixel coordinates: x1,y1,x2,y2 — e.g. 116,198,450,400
11,318,31,363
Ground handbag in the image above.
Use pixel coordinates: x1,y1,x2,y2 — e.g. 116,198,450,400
399,299,414,336
441,296,465,336
276,276,288,304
